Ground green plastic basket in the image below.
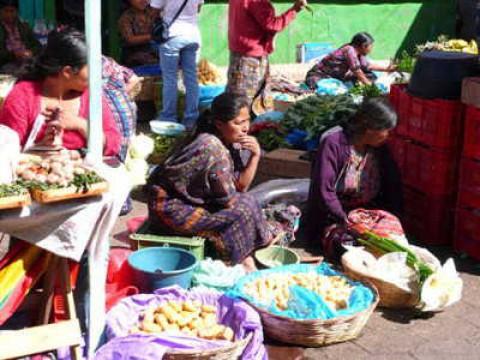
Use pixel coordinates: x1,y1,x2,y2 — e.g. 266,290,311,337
254,246,300,268
129,233,205,261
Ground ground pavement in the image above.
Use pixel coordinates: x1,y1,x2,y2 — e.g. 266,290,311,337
112,189,480,360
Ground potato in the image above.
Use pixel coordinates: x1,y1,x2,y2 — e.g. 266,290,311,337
220,326,235,341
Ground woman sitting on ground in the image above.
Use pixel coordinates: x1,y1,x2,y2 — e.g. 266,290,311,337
305,32,396,89
306,97,403,261
147,93,272,272
0,27,120,156
118,0,158,67
0,0,40,73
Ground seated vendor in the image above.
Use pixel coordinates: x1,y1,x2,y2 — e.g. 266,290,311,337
118,0,158,67
0,27,120,156
306,97,402,261
147,93,272,272
0,0,40,74
305,32,396,89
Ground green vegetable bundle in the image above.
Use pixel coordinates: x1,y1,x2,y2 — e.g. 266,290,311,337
282,94,358,140
349,84,383,98
0,183,28,198
357,231,434,283
395,50,416,74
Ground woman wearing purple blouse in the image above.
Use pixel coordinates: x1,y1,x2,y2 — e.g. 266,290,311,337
306,98,403,260
305,32,396,88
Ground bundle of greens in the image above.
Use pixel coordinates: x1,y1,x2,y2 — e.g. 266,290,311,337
356,231,434,282
395,50,416,73
349,84,383,98
0,183,28,198
281,95,358,140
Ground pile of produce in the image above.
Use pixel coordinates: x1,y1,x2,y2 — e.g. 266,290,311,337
249,121,289,152
282,94,358,140
148,133,184,165
416,36,478,54
197,59,223,85
243,272,352,311
0,183,28,198
16,150,103,192
125,134,154,186
130,300,234,341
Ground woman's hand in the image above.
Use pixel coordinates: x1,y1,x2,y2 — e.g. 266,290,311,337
239,135,261,158
43,106,86,133
293,0,308,12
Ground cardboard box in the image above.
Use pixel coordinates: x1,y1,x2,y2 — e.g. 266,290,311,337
461,77,480,108
256,148,311,183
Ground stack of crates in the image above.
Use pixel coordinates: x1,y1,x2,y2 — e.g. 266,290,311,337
389,84,464,245
454,105,480,260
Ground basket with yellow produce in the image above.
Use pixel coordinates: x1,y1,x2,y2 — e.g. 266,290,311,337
101,286,264,360
228,263,378,347
417,36,478,55
197,59,224,86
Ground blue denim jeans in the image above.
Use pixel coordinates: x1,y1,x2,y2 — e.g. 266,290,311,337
159,36,199,127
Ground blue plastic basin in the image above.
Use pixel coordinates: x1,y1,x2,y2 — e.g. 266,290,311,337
128,247,198,292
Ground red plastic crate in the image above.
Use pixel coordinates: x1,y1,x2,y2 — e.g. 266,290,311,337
407,96,463,150
454,208,480,260
463,105,480,160
457,157,480,210
388,135,408,177
389,84,409,137
402,186,454,245
402,140,458,195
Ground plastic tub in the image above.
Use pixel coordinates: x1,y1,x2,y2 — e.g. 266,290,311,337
255,246,300,268
149,121,185,136
128,247,198,292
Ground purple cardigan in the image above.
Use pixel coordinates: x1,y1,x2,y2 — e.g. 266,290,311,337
306,127,403,243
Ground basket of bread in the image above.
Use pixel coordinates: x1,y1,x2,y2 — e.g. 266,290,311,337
100,286,265,360
229,263,379,347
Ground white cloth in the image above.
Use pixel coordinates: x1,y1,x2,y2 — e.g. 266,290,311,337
150,0,203,44
0,125,20,184
0,164,131,357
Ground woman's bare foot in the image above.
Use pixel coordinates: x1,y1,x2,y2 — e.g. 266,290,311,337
242,256,257,273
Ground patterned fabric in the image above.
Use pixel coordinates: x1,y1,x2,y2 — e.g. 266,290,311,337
305,45,370,88
102,56,137,161
226,51,269,104
322,148,381,260
118,7,158,66
147,133,271,264
2,21,26,54
263,204,301,246
336,148,380,210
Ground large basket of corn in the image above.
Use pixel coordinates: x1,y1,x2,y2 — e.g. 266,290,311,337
229,263,379,347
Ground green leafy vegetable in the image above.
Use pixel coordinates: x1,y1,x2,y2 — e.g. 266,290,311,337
282,94,358,140
0,183,28,198
349,84,383,98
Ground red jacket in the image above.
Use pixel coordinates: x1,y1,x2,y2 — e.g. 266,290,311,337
0,81,121,156
228,0,297,57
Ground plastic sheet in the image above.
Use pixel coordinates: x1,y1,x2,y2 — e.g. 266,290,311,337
250,178,310,207
228,263,375,320
191,258,246,291
102,286,266,360
315,78,349,96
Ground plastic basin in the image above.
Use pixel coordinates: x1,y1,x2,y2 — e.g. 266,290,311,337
255,246,300,268
128,247,198,292
149,121,185,136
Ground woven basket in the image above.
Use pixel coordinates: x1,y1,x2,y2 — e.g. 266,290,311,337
163,332,252,360
251,284,379,347
342,261,419,309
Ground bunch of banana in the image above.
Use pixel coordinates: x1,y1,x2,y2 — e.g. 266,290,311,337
130,300,234,341
243,272,353,312
197,59,222,85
